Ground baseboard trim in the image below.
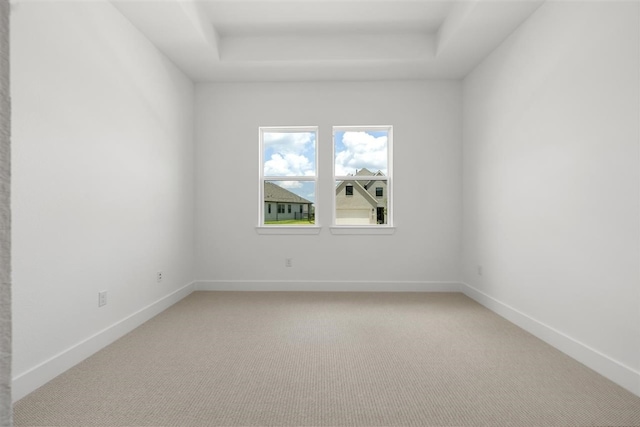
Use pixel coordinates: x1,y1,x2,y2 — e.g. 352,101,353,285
195,280,462,293
16,280,637,401
12,282,196,402
461,282,640,397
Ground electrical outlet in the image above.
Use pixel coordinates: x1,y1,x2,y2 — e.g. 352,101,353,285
98,291,107,307
285,258,293,268
477,265,483,276
157,271,163,283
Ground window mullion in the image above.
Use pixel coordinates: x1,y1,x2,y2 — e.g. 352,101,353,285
267,176,317,181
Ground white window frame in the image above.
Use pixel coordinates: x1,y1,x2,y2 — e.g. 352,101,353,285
331,125,395,235
257,126,320,235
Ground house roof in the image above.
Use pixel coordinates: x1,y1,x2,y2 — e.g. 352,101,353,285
335,180,379,208
264,182,313,204
355,168,384,177
355,168,374,176
356,168,385,190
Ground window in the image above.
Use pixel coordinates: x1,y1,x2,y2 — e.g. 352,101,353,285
259,125,393,234
333,126,392,227
259,127,317,227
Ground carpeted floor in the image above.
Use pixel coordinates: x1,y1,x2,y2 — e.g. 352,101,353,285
13,291,640,426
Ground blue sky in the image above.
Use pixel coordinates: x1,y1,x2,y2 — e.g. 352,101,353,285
334,130,388,176
263,131,316,202
262,129,388,203
263,131,316,177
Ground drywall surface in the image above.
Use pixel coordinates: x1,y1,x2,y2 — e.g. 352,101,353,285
11,0,195,398
195,81,462,287
0,0,11,423
462,1,640,391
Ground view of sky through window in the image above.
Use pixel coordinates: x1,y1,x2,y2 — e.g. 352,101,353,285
263,131,316,176
260,127,391,228
334,130,388,176
263,131,316,202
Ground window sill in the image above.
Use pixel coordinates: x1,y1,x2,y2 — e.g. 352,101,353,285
330,226,396,235
256,226,322,235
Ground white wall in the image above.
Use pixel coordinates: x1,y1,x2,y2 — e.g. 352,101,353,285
12,0,638,405
11,1,195,400
462,1,640,394
0,0,11,422
196,81,462,289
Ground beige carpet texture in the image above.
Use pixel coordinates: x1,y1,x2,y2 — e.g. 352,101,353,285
13,291,640,426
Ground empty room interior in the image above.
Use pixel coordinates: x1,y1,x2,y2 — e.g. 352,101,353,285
5,0,640,425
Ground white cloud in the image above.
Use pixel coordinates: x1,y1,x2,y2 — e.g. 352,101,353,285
335,131,388,176
264,132,314,155
278,181,303,189
264,153,314,177
263,131,315,177
271,181,316,203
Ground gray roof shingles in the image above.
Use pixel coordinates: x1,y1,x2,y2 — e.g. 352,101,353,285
264,182,313,204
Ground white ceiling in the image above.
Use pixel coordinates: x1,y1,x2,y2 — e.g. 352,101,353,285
110,0,545,82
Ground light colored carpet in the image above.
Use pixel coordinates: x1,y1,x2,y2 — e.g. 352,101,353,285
13,291,640,426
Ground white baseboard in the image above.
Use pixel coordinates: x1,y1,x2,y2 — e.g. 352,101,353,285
461,282,640,397
195,280,462,293
16,280,638,403
12,282,195,402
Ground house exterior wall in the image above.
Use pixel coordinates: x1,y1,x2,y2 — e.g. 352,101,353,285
365,180,388,224
335,180,387,224
335,209,373,225
264,202,308,221
335,189,373,209
336,182,375,224
367,181,387,200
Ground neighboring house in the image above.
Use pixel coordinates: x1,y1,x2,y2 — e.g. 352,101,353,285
264,182,314,222
335,168,387,225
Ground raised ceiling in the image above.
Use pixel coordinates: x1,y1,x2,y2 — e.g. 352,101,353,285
111,0,545,82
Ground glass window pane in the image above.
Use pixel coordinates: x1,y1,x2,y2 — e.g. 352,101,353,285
263,131,316,177
334,129,388,177
335,179,388,225
264,181,315,225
